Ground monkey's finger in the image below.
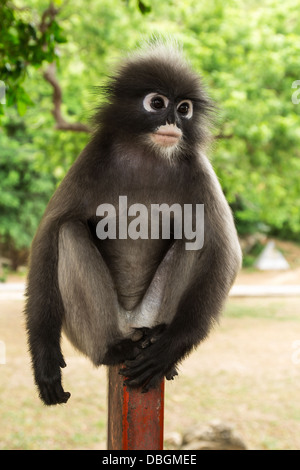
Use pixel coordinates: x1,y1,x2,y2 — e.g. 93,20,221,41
59,357,67,368
61,391,71,403
140,337,151,348
120,363,148,379
119,365,141,378
51,382,71,405
123,353,157,372
165,365,178,381
120,360,147,377
124,362,163,391
141,372,164,393
123,358,159,382
124,368,154,388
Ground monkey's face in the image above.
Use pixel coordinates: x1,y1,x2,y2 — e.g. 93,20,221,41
97,44,213,158
142,92,193,151
106,87,207,160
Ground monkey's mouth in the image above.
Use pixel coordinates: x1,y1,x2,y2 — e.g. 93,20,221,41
151,124,182,147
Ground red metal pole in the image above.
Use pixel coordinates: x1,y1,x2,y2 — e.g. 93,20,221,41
107,365,164,450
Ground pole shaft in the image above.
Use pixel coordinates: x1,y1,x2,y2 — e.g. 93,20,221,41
107,365,164,450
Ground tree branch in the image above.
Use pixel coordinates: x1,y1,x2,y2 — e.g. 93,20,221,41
39,2,60,34
215,132,234,140
40,2,91,133
43,63,90,133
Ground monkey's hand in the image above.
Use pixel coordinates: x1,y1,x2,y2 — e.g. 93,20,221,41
119,326,179,392
103,325,166,365
34,351,71,406
103,338,142,365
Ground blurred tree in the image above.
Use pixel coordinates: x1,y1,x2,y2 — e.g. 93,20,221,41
0,125,56,269
0,0,150,127
0,0,66,116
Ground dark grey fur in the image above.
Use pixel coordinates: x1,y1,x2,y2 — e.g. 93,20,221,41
25,42,242,405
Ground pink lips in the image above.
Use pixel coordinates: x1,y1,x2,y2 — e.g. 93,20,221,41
151,124,182,147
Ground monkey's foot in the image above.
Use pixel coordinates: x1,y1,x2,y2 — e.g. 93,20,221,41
134,324,167,349
103,324,167,365
119,334,179,392
102,338,141,365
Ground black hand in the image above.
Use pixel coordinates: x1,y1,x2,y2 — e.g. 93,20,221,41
34,352,70,406
119,333,178,392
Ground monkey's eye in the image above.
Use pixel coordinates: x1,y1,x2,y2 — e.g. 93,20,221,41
151,97,165,110
143,93,169,112
177,100,193,119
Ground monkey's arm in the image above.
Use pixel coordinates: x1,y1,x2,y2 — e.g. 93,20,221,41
25,220,71,405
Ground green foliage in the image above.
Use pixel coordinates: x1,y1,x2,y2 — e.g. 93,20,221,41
124,0,152,14
173,0,300,240
0,120,56,254
0,0,66,116
1,0,300,263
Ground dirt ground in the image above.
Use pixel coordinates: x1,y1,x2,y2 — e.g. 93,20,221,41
0,238,300,450
1,295,300,450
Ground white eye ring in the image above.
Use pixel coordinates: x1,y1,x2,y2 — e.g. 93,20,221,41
177,99,193,119
143,93,169,112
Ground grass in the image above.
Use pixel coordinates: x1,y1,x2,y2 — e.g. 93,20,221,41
0,296,300,450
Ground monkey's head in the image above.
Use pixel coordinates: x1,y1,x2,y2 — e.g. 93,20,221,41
95,41,214,159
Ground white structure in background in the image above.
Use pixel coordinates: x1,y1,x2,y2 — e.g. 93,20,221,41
255,240,290,271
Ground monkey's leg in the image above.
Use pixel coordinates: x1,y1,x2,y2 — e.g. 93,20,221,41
58,221,142,366
118,241,195,384
120,236,240,391
130,241,197,329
